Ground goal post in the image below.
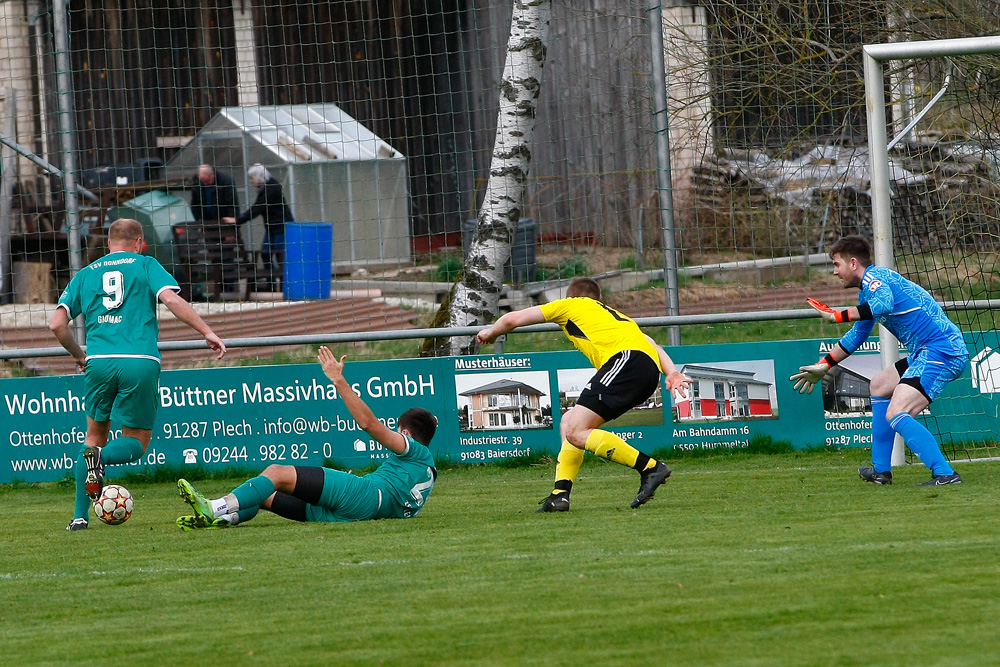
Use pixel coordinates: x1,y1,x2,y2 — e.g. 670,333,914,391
863,35,1000,464
864,36,1000,262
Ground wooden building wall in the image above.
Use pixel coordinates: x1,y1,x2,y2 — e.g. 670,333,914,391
50,0,659,242
252,0,470,239
66,1,239,166
463,0,657,245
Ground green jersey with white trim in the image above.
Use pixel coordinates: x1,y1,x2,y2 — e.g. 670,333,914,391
57,252,179,360
366,434,436,518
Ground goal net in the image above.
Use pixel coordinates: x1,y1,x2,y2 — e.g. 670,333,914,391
864,36,1000,462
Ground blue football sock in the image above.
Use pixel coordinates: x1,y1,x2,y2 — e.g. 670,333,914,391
870,397,893,473
73,445,91,520
232,475,276,509
102,437,143,465
890,413,955,476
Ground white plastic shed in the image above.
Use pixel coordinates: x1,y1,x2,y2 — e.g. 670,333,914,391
164,104,410,268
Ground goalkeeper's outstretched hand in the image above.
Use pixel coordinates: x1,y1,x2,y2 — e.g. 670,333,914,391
807,297,850,323
789,360,832,394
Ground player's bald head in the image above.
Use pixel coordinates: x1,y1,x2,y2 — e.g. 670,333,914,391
108,218,143,246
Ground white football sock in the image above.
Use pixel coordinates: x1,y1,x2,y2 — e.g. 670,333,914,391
210,498,228,517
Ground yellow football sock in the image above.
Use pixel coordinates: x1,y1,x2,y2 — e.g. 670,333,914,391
585,429,657,471
553,441,584,495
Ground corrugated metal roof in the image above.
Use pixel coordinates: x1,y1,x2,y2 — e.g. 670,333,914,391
2,298,417,375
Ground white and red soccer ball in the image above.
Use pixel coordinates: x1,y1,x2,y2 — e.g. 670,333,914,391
93,484,134,525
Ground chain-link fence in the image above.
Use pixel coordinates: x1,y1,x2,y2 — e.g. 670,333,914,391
0,0,998,374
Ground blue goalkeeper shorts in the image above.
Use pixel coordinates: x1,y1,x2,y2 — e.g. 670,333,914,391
897,348,967,402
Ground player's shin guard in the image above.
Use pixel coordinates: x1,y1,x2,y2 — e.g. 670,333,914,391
101,437,143,465
584,429,655,471
889,413,955,476
73,444,91,519
870,397,894,473
553,441,584,496
231,475,277,509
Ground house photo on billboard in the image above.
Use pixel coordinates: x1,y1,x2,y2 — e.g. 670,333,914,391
675,362,777,422
456,372,552,432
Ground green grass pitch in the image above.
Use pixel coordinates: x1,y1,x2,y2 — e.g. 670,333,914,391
4,448,1000,666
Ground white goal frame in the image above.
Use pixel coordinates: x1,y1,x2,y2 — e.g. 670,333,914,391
863,35,1000,463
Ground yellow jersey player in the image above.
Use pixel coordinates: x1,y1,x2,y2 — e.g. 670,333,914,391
477,277,691,511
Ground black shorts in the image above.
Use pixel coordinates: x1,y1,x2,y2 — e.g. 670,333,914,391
576,350,661,422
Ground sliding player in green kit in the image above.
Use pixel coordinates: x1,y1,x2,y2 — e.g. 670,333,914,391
176,346,437,529
52,218,227,531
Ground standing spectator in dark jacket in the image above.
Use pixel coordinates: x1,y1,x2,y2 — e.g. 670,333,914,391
185,165,241,299
224,164,294,290
190,164,239,222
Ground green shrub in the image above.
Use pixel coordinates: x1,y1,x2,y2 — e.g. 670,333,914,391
536,255,589,281
436,254,464,282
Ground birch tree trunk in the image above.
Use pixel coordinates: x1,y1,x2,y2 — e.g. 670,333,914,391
420,0,551,357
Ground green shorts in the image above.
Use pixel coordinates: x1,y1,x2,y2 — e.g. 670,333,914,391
84,357,161,430
305,468,388,522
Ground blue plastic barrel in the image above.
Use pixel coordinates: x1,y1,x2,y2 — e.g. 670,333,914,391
283,222,333,300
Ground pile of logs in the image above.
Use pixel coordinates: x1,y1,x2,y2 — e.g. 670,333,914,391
688,140,1000,253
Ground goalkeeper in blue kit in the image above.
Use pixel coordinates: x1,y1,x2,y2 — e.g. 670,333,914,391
790,235,967,486
176,346,437,529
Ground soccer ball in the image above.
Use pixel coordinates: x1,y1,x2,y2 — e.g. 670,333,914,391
93,484,134,525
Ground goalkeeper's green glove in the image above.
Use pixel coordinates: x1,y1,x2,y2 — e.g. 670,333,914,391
789,355,837,394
